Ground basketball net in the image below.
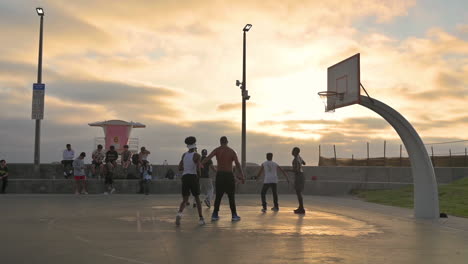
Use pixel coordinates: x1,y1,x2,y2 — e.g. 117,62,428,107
318,91,344,113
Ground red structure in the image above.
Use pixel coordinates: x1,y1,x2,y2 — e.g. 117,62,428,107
88,120,145,151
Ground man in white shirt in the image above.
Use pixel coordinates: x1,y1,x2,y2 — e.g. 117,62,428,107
62,144,75,179
256,153,289,212
73,152,88,195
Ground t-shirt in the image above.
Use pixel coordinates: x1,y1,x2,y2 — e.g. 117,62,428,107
92,149,105,162
0,166,8,178
292,155,304,173
63,149,75,160
106,150,118,162
262,160,279,183
200,155,212,178
121,150,132,161
73,158,85,176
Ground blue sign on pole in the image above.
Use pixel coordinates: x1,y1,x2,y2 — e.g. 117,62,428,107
33,83,45,90
32,83,45,120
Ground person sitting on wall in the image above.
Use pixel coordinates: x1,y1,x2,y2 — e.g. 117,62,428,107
0,160,9,194
91,144,105,177
138,147,151,166
121,145,132,172
105,145,119,170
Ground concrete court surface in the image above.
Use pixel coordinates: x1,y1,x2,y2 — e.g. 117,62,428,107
1,194,467,264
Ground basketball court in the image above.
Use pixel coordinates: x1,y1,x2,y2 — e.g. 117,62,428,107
1,194,467,264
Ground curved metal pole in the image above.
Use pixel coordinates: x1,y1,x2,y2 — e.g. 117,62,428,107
359,96,439,219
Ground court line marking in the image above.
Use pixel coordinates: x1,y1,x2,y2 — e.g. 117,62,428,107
102,253,153,264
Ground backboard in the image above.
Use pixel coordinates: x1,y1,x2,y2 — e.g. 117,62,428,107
326,53,360,111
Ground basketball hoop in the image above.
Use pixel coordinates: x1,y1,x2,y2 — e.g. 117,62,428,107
318,91,344,112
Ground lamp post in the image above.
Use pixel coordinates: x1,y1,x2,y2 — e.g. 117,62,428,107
236,24,252,172
33,7,44,176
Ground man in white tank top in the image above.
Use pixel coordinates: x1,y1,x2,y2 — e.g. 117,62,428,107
256,153,290,212
175,136,205,226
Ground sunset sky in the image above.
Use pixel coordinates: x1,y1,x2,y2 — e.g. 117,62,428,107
0,0,467,165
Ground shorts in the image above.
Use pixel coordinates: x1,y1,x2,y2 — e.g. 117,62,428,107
294,172,305,192
74,175,86,180
92,160,103,168
181,174,200,197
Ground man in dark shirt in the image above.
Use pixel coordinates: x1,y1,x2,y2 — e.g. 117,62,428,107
104,146,118,195
199,149,217,208
0,160,9,194
105,145,119,168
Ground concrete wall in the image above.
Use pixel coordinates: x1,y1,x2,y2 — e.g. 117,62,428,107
5,179,413,195
4,164,468,194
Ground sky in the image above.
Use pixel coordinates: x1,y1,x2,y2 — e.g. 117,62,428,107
0,0,467,165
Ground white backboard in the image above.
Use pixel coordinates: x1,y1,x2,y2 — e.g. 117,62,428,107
326,53,360,110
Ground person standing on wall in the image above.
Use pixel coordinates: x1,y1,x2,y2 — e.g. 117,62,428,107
62,144,75,179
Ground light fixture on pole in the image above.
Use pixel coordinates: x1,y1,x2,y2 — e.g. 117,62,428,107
239,24,252,172
33,7,45,176
36,7,44,16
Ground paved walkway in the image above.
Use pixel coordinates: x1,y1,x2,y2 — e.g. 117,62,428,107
1,194,467,264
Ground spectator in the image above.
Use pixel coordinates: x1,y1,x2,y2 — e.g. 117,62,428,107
62,144,75,179
140,160,153,195
163,160,168,166
73,152,88,195
121,145,132,172
0,160,8,194
165,168,175,180
103,160,116,195
105,145,119,170
139,147,151,164
91,144,105,176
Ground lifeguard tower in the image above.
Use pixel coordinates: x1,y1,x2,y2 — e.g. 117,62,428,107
88,120,146,153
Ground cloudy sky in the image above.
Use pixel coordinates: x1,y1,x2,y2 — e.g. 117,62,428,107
0,0,467,165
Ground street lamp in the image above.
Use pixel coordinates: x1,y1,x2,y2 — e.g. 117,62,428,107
36,7,44,16
237,24,252,172
33,7,45,176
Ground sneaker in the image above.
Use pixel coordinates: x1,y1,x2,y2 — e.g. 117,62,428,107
110,188,116,194
231,215,241,222
261,208,267,213
211,212,219,221
293,208,305,214
204,199,211,208
103,192,109,195
82,191,89,195
199,217,206,225
271,207,279,212
175,212,182,226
